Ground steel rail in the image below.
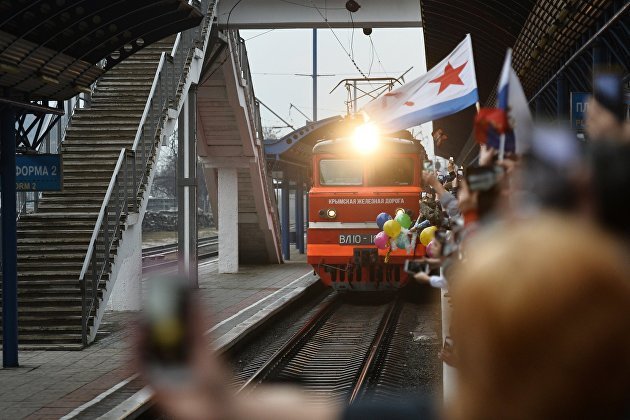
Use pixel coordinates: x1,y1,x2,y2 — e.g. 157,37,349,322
237,295,340,393
142,236,218,258
348,298,400,403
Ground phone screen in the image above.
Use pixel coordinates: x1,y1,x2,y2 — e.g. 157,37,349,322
143,276,193,370
465,166,502,192
423,160,434,172
404,260,428,274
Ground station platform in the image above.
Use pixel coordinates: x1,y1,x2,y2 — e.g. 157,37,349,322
0,251,316,419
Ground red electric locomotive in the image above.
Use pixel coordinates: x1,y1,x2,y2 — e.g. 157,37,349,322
307,130,427,290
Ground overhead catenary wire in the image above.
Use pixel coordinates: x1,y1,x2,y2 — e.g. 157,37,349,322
308,0,368,79
369,34,389,78
244,29,275,41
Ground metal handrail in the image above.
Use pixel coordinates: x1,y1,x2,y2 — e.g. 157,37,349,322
225,30,282,260
131,54,166,152
79,149,126,282
79,0,215,345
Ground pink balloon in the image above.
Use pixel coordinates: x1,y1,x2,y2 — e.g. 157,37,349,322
374,231,389,249
426,239,440,258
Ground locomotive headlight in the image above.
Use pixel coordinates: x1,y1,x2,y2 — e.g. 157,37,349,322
318,208,337,219
353,122,380,154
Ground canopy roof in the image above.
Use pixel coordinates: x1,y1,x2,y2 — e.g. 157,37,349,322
0,0,202,103
421,0,617,163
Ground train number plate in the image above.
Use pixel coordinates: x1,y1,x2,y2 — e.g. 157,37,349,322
339,234,375,245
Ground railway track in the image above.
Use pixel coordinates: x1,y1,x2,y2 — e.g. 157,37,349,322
237,294,404,404
142,236,218,271
82,289,440,418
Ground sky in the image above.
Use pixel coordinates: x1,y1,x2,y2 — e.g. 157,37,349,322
241,27,436,157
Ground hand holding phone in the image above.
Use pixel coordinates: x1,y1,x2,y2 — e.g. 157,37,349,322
404,259,429,275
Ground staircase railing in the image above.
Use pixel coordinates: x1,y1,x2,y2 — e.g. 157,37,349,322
225,30,283,261
227,30,265,143
79,0,216,346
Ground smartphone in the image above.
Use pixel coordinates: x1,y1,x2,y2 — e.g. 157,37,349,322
142,276,194,383
404,259,428,274
423,160,434,172
465,166,503,192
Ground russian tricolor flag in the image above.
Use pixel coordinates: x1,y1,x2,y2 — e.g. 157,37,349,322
497,49,533,155
363,34,478,132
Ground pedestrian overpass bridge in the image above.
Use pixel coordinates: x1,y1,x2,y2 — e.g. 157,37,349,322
1,4,311,349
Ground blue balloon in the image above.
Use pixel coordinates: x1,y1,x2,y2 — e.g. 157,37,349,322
376,212,393,230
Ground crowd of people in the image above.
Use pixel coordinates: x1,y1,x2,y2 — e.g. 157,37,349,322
141,74,630,419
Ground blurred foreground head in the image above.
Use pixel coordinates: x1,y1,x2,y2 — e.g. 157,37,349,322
450,214,630,420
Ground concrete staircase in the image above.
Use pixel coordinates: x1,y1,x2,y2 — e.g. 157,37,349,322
0,40,173,350
198,53,282,265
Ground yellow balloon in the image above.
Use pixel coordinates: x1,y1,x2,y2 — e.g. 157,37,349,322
420,226,437,247
383,219,402,238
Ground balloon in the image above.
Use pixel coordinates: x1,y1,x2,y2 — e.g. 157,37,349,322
383,220,402,238
395,212,412,229
395,232,410,249
420,226,437,246
374,231,389,249
426,239,440,258
376,212,392,230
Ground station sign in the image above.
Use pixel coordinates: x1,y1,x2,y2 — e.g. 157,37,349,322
15,154,62,191
570,92,590,132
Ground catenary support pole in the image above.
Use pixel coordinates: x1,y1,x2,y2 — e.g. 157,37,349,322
281,173,290,260
312,28,317,122
178,87,199,287
1,108,19,367
296,172,304,254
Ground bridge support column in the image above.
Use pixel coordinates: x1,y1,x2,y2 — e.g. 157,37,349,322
178,87,198,287
218,168,238,273
296,173,305,254
1,107,19,367
108,224,142,311
281,176,290,260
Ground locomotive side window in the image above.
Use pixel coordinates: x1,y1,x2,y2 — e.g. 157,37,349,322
369,158,414,186
319,159,363,186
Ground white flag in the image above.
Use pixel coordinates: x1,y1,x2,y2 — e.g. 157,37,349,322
498,48,533,154
363,34,478,131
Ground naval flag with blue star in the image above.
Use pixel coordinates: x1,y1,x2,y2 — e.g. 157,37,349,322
363,34,478,131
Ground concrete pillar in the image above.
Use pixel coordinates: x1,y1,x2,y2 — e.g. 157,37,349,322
107,223,142,310
178,87,198,287
218,168,238,273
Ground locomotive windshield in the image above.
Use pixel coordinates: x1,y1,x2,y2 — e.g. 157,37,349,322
319,159,363,186
369,158,414,186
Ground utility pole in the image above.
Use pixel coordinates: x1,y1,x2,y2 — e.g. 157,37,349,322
312,28,317,122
